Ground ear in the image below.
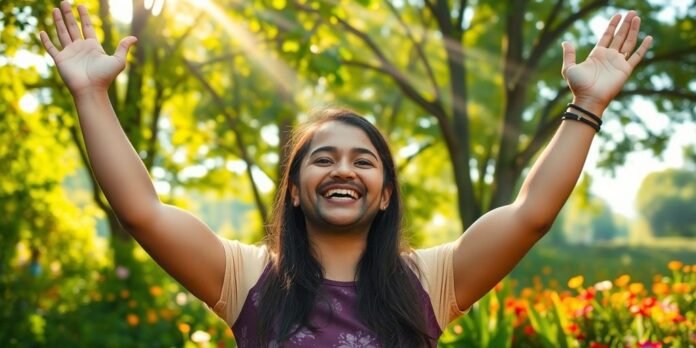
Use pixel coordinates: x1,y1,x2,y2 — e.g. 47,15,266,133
380,184,393,211
290,184,300,207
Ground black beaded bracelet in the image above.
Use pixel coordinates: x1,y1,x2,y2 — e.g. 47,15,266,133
561,111,601,133
567,103,603,126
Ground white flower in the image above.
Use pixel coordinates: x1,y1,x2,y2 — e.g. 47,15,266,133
191,330,211,343
594,280,613,291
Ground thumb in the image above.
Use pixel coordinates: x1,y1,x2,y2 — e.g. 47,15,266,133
114,36,138,62
561,41,576,78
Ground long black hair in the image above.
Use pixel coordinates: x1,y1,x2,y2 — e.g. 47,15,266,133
257,108,434,346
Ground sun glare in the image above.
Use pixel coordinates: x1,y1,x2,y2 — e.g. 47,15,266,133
109,0,132,23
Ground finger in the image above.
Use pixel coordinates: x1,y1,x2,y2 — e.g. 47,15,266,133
609,11,637,50
619,16,641,56
60,1,83,41
596,14,621,48
53,8,72,47
561,41,576,78
39,31,60,58
627,35,653,68
114,36,138,63
77,5,97,40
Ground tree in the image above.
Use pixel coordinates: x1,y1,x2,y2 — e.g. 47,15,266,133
289,0,696,230
636,168,696,238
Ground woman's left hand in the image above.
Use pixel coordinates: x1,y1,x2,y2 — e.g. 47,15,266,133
562,11,653,112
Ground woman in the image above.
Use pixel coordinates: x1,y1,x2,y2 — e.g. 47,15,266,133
40,1,651,346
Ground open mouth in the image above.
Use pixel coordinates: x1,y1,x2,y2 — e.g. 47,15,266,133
322,188,362,201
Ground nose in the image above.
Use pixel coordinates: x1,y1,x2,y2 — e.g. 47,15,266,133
330,159,356,179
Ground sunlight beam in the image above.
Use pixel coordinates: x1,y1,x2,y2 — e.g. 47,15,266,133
189,0,296,94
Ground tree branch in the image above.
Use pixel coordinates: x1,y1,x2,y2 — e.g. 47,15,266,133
341,59,446,121
456,0,469,31
617,88,696,101
384,0,440,100
181,57,269,224
642,47,696,65
527,0,608,72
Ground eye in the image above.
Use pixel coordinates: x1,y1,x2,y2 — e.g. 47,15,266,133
313,157,333,165
355,159,374,167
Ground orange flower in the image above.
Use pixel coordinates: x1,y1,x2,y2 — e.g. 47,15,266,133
615,275,631,288
667,261,683,271
147,309,158,324
120,289,130,299
126,313,139,326
178,322,191,334
652,282,669,296
149,286,163,297
521,287,534,298
628,283,644,295
672,283,690,294
568,275,584,289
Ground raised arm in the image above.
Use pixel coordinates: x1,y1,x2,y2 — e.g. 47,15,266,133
451,11,653,310
40,1,225,307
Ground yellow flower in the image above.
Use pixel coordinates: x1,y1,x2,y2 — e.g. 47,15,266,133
668,261,683,271
568,275,584,289
126,314,139,326
615,274,631,288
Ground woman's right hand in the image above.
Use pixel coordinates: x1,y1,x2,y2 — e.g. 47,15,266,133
40,1,137,96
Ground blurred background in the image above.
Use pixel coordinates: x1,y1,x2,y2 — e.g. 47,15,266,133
1,0,694,346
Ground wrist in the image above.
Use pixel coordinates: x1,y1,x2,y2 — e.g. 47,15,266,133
71,87,110,101
569,98,607,118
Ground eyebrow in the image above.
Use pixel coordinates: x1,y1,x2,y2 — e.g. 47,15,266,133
309,145,379,160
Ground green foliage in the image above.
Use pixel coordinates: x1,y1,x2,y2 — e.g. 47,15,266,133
636,169,696,237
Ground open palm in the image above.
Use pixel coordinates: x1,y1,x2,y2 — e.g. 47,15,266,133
562,11,652,109
40,2,136,95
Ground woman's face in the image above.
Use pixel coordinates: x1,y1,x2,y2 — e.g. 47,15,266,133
292,121,391,234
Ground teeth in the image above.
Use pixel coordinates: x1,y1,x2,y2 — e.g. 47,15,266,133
324,188,359,199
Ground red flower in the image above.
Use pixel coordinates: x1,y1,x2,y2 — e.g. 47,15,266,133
589,342,609,348
672,314,685,323
567,322,579,334
638,342,662,348
523,325,535,336
580,288,596,301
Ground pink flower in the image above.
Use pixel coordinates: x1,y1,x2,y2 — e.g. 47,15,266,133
116,266,130,279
